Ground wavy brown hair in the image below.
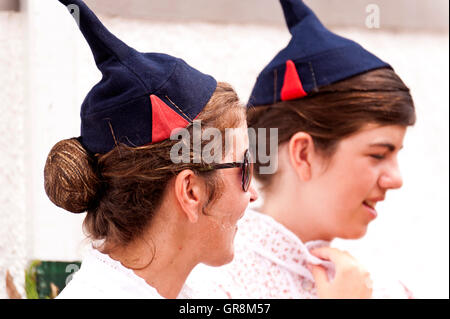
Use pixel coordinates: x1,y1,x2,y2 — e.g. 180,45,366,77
247,68,416,193
44,82,245,248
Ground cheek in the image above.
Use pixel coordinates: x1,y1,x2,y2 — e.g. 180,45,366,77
336,158,379,199
218,190,248,225
220,174,250,221
202,189,243,239
352,160,380,195
316,160,377,222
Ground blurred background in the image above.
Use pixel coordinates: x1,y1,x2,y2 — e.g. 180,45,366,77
0,0,448,298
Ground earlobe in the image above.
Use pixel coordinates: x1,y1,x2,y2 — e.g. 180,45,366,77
288,132,313,181
174,170,202,223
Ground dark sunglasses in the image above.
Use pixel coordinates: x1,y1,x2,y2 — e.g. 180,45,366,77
198,149,253,192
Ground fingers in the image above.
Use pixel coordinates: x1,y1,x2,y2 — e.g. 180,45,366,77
310,247,352,263
309,248,373,299
308,264,329,286
311,247,367,278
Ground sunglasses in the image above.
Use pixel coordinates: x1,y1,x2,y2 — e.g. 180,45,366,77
198,149,253,192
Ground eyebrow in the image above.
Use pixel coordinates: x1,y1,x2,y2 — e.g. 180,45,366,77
368,143,402,152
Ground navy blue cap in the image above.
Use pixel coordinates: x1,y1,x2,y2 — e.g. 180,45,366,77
58,0,217,154
248,0,391,107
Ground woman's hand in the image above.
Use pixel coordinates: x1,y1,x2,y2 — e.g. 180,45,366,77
308,247,373,299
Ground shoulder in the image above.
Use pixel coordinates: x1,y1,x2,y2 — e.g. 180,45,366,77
58,247,163,299
56,257,111,299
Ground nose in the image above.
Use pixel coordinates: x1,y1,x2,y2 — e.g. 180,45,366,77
248,183,259,203
378,161,403,190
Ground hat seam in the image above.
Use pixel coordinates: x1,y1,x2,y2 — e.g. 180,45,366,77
152,60,193,121
308,61,319,92
152,59,181,97
164,95,194,123
82,93,151,118
258,44,364,77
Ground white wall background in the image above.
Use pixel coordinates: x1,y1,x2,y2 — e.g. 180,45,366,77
0,10,27,299
0,0,448,298
84,0,450,31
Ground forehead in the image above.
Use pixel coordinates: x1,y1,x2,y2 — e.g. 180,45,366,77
339,124,407,149
346,124,406,142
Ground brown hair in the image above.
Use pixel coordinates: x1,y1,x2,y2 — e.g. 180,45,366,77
247,68,416,192
44,82,245,248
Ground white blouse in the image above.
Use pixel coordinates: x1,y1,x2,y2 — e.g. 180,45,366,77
57,246,164,299
184,209,413,299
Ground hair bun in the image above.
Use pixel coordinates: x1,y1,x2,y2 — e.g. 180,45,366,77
44,138,100,213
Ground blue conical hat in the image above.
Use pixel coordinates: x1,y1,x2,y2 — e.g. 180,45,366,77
248,0,390,106
58,0,217,154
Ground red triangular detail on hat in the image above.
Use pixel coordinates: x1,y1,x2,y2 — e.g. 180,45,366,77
150,95,189,143
281,60,307,101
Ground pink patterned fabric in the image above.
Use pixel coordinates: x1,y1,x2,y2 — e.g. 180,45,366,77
184,209,413,299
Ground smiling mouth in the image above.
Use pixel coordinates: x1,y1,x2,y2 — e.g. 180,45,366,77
362,200,378,218
363,200,375,209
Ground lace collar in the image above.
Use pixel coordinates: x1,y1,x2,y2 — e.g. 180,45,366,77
236,209,335,282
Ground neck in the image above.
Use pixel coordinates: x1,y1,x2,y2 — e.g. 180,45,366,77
260,187,332,243
106,215,199,299
134,240,197,299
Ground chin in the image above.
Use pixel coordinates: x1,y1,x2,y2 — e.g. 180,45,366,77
338,224,369,240
204,249,235,267
348,226,368,239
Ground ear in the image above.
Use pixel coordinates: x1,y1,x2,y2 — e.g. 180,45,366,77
173,169,205,223
288,132,315,181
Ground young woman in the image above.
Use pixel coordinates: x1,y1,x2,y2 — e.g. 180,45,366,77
185,0,416,298
45,0,258,298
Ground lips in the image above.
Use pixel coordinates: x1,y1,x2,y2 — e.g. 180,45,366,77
362,197,384,219
363,201,377,218
363,200,375,209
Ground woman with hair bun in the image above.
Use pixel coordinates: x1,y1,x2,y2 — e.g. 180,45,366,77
186,0,415,299
45,0,257,299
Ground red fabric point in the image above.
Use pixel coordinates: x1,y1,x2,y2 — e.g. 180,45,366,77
280,60,307,101
150,95,189,143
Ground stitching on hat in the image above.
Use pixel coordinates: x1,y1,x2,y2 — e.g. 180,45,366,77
165,95,193,123
154,60,181,96
308,62,319,92
273,69,278,105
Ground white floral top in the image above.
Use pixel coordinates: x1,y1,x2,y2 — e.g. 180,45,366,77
57,246,164,299
184,209,413,299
